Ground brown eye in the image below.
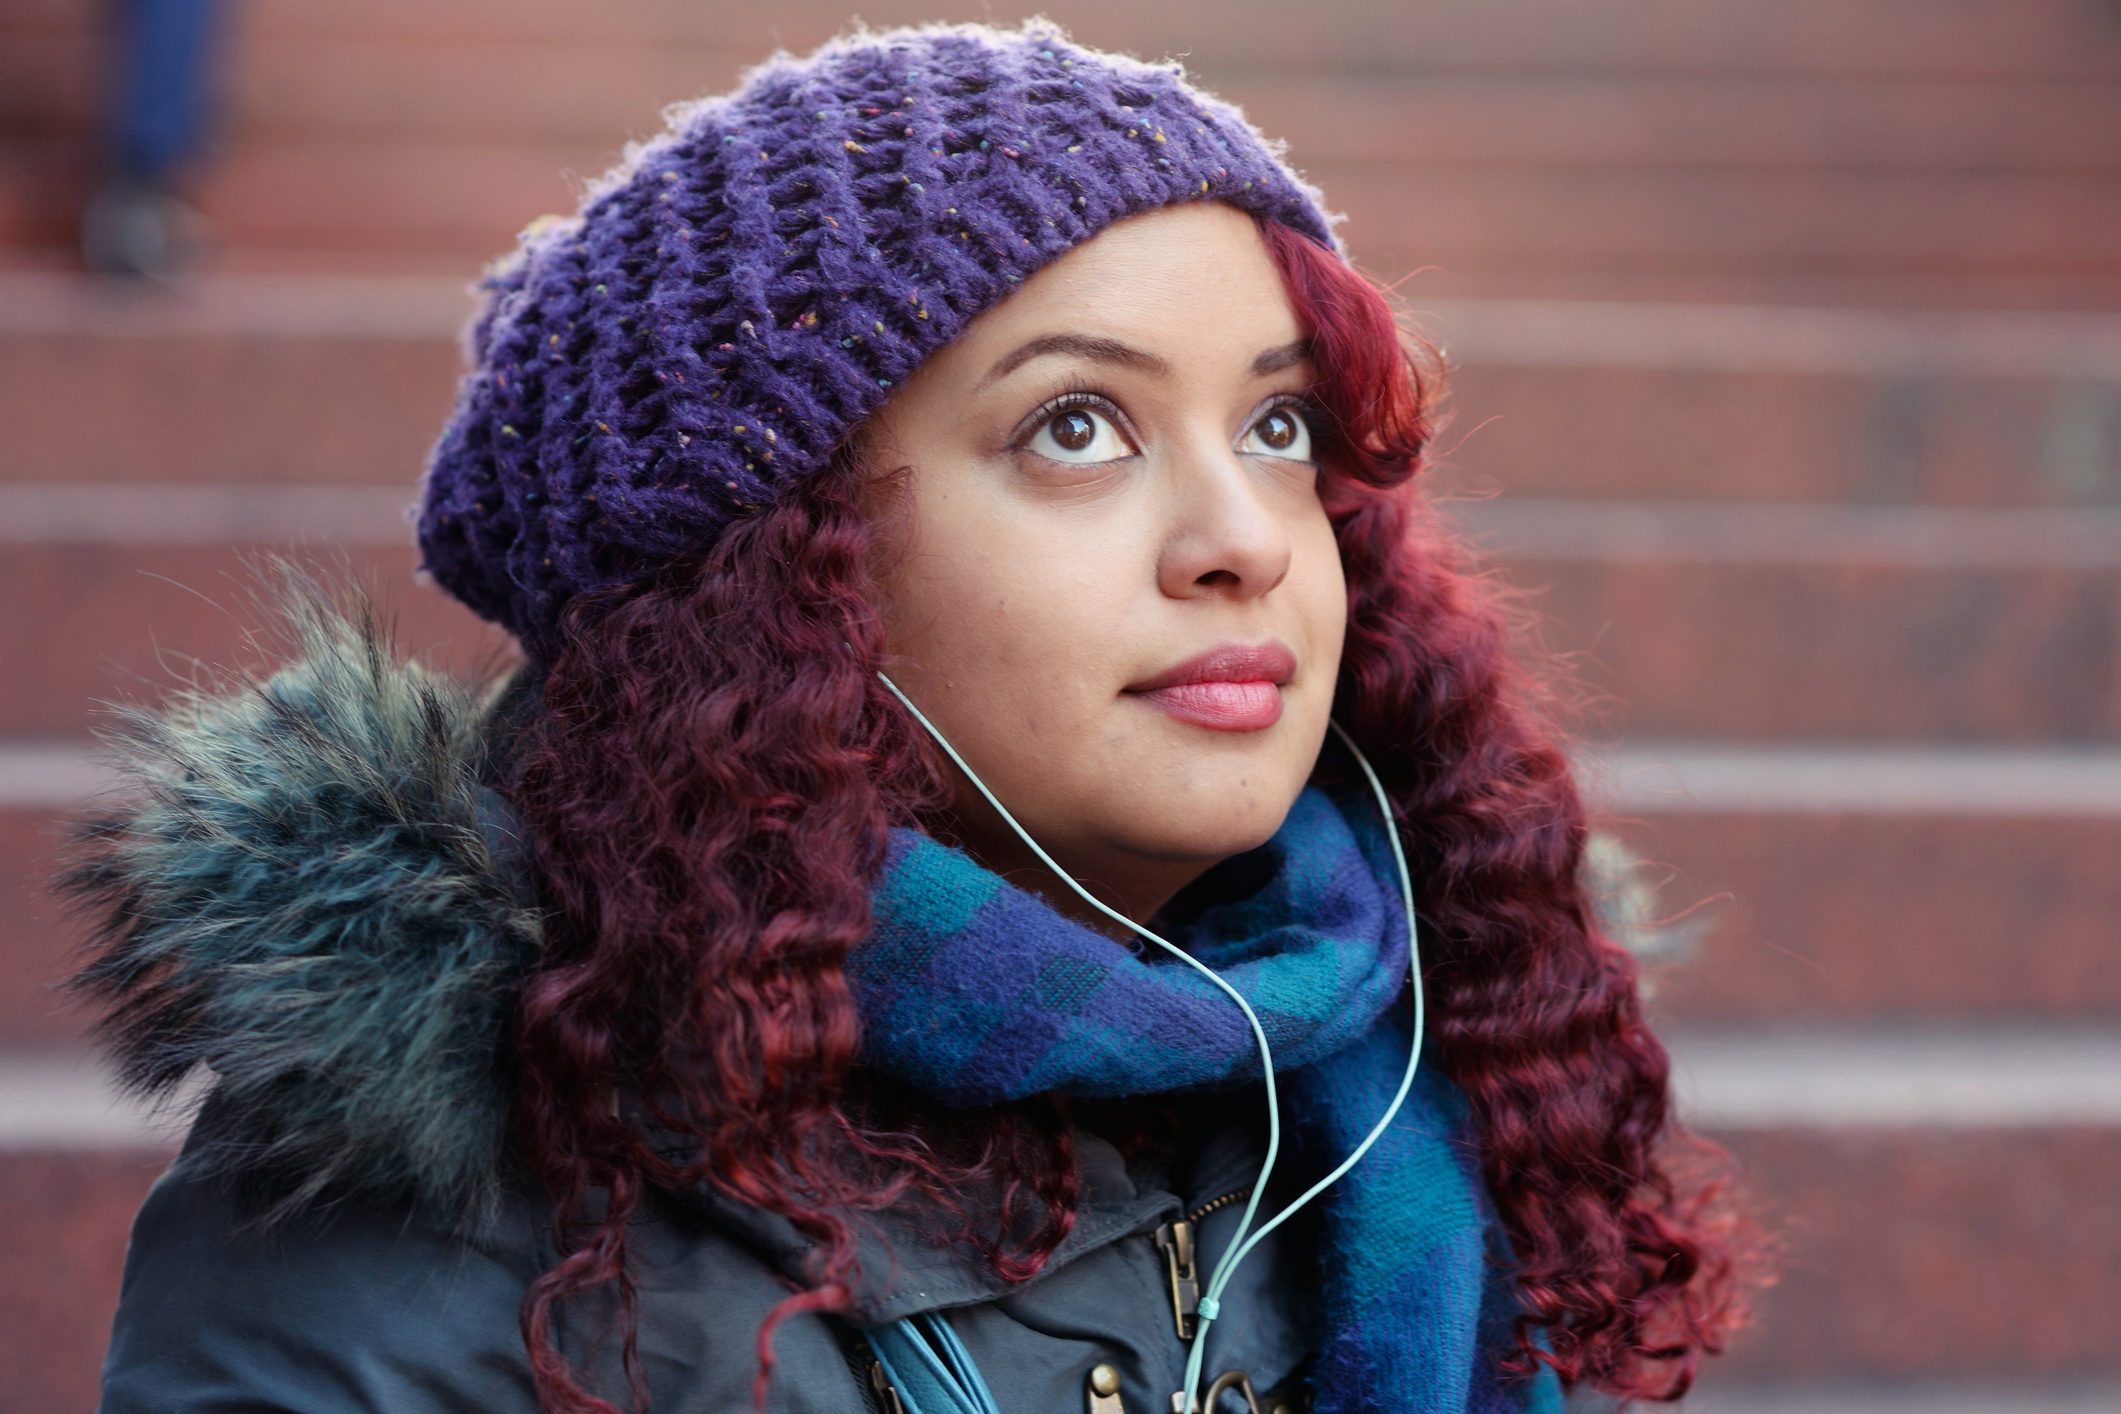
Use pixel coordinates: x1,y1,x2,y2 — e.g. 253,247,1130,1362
1240,402,1315,463
1053,409,1097,451
1022,397,1134,465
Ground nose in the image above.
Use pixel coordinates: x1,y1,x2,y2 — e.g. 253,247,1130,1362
1152,434,1297,602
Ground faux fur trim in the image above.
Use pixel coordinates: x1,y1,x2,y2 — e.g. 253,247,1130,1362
48,559,546,1234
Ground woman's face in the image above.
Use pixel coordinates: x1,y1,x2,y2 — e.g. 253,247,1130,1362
859,200,1348,935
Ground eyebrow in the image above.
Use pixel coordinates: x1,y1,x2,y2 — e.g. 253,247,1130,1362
975,333,1313,393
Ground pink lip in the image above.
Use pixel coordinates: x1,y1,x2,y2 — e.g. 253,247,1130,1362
1131,680,1285,730
1124,640,1296,733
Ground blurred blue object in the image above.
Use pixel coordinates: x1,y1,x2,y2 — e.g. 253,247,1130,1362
80,0,227,277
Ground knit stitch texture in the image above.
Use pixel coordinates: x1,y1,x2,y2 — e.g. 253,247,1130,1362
410,16,1348,662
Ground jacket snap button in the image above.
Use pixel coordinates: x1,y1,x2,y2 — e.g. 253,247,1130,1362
1086,1360,1126,1411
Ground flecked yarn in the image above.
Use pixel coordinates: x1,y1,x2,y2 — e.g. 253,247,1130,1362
409,15,1348,661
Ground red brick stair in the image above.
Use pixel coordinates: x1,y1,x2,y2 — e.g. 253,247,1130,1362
2,3,2117,1411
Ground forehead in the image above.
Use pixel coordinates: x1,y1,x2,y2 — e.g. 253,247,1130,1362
945,202,1305,371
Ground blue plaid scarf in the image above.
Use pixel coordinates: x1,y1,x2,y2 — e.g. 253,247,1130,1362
850,778,1566,1414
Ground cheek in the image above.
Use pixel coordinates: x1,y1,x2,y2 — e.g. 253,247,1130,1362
881,510,1131,732
1298,518,1350,660
1325,567,1351,658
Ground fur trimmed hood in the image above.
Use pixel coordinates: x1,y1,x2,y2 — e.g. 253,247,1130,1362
50,562,548,1233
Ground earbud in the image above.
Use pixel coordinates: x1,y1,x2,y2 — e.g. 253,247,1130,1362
871,667,1425,1414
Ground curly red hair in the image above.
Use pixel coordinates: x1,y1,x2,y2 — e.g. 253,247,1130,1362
493,210,1771,1412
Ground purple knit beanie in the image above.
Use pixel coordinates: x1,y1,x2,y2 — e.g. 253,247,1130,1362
410,15,1349,662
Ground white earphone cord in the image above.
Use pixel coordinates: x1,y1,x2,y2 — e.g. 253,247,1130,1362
872,669,1425,1414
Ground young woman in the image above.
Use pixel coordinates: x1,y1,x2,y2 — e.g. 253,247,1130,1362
56,17,1765,1413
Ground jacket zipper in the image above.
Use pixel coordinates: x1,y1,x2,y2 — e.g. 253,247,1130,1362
834,1321,900,1414
1151,1185,1252,1342
865,1353,907,1414
852,1184,1257,1411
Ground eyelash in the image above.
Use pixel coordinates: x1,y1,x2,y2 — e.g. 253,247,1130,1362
1009,383,1328,464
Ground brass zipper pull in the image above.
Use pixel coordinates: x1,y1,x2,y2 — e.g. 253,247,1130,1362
1152,1217,1200,1340
1153,1184,1252,1343
868,1357,907,1414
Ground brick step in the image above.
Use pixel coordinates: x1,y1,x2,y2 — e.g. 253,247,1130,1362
13,21,2120,173
5,274,2117,506
0,541,512,740
8,240,2116,312
1708,1117,2121,1383
1598,745,2121,1025
8,135,2117,285
9,0,2119,79
1659,1026,2121,1130
3,1034,2117,1409
0,1146,172,1414
8,742,2116,1048
1458,500,2119,743
4,502,2113,740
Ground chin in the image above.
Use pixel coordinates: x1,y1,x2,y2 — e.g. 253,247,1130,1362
1117,788,1303,864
